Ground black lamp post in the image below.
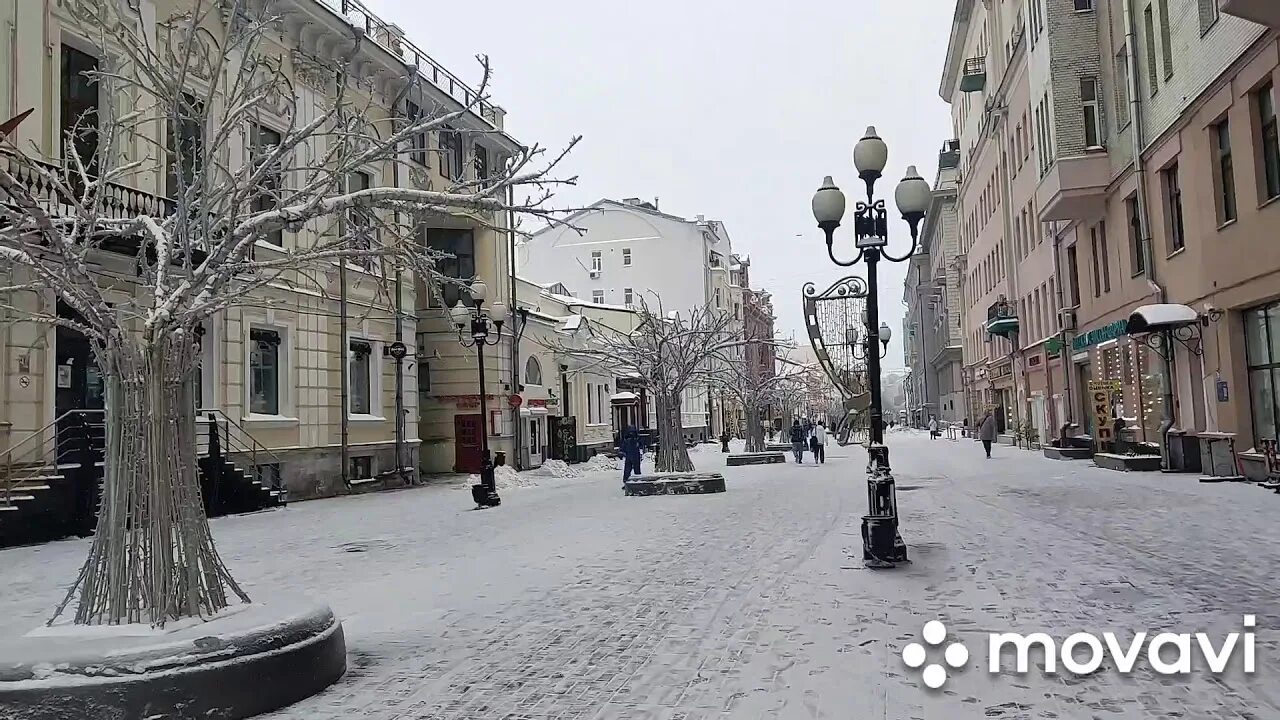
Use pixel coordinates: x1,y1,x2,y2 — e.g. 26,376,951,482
450,280,505,509
811,126,932,568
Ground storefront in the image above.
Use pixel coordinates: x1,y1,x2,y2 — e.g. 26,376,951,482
1243,302,1280,448
1070,318,1165,448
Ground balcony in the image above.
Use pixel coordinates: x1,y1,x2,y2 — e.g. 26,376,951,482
1035,153,1110,222
938,140,961,170
986,297,1019,338
1219,0,1280,28
960,57,986,93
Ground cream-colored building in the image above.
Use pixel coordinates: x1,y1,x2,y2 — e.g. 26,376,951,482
0,0,522,512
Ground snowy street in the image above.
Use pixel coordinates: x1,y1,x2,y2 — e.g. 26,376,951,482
5,434,1280,719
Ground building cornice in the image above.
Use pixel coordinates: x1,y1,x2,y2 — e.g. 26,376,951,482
939,0,978,101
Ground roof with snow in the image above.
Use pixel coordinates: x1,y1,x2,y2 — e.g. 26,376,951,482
1126,304,1199,334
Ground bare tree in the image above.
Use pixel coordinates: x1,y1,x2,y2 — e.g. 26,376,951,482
0,0,577,626
544,296,745,473
717,339,796,453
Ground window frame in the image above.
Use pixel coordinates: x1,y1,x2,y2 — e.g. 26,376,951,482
1074,0,1094,10
590,250,602,272
167,92,204,200
423,228,475,307
347,170,375,270
624,287,634,306
1257,83,1280,202
1126,195,1146,276
247,325,286,418
1214,118,1237,224
525,356,543,386
250,123,286,247
592,289,605,304
405,101,428,166
348,337,381,418
1245,304,1280,445
1144,5,1160,96
1081,77,1103,149
622,247,632,266
1162,163,1185,254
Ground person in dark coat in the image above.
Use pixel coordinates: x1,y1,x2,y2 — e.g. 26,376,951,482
790,419,806,464
620,426,642,485
979,411,998,459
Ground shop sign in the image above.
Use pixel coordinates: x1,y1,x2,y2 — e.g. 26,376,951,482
1072,320,1128,352
1089,380,1120,449
991,361,1012,379
1046,337,1064,356
528,398,549,408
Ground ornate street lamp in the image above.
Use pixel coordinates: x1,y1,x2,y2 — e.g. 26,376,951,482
810,126,931,568
450,280,506,508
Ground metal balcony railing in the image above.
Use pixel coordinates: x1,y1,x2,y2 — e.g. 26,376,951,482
315,0,504,128
960,56,987,93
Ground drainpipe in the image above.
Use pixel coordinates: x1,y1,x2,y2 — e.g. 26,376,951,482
507,181,522,469
1051,222,1073,429
339,174,350,486
1123,0,1175,462
994,106,1023,438
392,147,405,480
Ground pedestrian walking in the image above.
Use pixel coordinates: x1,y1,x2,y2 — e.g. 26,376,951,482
928,415,939,439
979,411,998,459
813,421,826,463
620,425,642,485
790,419,806,464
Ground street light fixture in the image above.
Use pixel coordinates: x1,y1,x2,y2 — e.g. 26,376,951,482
810,126,930,568
451,280,505,508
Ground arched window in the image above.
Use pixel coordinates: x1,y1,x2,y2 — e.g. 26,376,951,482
525,356,543,386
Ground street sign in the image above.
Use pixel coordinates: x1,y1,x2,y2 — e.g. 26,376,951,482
508,394,523,408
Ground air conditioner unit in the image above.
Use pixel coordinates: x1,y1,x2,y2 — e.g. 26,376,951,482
589,270,601,278
1059,308,1077,331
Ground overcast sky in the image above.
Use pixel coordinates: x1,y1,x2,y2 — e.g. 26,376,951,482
365,0,956,368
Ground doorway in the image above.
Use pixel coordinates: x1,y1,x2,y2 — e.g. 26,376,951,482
526,415,543,467
453,413,483,473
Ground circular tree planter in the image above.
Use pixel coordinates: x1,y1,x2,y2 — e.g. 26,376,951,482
0,597,345,720
624,472,726,496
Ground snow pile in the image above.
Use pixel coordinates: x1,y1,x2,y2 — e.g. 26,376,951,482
457,465,538,490
537,459,581,478
585,454,622,471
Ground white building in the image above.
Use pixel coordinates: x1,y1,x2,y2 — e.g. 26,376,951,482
519,198,744,440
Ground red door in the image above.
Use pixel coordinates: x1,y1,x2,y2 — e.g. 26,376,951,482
454,414,483,473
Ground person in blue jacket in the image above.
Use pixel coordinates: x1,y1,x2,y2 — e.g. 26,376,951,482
620,426,643,485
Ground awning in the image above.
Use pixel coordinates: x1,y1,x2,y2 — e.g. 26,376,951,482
1125,303,1198,335
986,317,1019,337
520,407,548,417
610,391,639,402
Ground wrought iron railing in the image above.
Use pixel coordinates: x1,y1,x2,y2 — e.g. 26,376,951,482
0,409,104,507
196,409,284,492
314,0,504,128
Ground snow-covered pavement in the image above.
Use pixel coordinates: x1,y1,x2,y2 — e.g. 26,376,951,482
4,436,1280,718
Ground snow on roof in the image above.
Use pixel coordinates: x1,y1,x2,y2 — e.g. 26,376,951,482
610,391,638,402
558,315,586,332
1126,303,1198,334
544,292,634,312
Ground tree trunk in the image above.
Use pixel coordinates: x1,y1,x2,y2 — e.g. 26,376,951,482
654,392,694,472
744,400,764,453
53,335,248,626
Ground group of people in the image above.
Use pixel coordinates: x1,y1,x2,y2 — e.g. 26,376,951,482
788,418,826,464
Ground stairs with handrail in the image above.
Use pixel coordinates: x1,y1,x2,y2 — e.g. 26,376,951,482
0,409,285,548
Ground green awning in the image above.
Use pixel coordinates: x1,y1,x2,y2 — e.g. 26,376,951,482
986,317,1020,337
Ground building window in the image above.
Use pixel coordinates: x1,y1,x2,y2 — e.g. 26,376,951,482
1074,0,1093,9
1144,5,1160,95
714,287,721,308
1081,78,1103,148
592,289,605,304
1126,196,1145,275
1245,303,1280,444
249,328,282,415
417,358,430,394
1213,120,1237,224
622,248,632,266
1090,227,1103,298
349,339,373,415
624,287,634,306
423,229,474,306
438,128,464,180
1116,48,1132,127
734,301,740,320
1066,244,1082,306
590,251,602,273
1198,0,1220,34
350,455,373,481
1162,163,1185,253
406,101,428,166
167,93,203,199
251,124,284,246
60,45,100,176
525,356,542,386
1258,83,1280,201
1098,220,1112,292
348,170,373,269
1157,0,1175,79
473,143,489,182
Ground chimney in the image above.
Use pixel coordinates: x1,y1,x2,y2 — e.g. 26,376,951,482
653,197,659,210
695,214,705,223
